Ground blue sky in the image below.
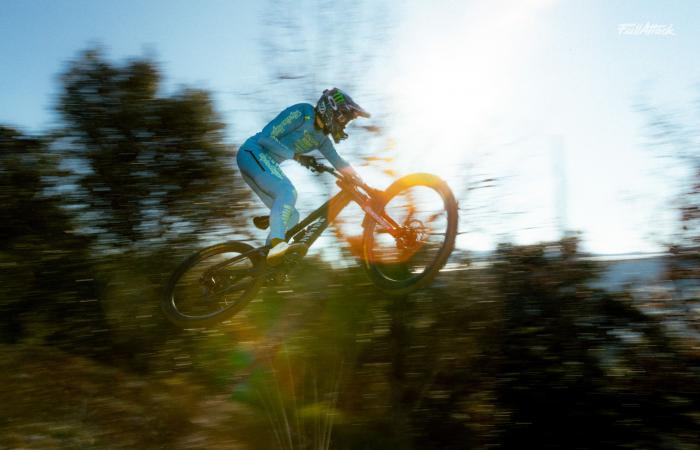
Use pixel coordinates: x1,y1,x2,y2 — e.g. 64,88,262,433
0,0,264,131
2,0,699,254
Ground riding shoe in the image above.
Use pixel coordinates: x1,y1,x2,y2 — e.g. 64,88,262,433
267,239,308,266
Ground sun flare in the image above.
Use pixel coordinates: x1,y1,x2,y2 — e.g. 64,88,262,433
387,1,553,180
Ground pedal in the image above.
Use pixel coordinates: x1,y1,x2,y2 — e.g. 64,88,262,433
253,215,270,230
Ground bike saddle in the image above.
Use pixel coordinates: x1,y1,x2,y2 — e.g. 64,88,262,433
253,215,269,230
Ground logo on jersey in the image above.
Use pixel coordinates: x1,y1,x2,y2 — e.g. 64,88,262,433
294,131,319,152
271,110,302,138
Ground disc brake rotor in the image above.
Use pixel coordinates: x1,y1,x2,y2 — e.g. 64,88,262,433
396,219,429,252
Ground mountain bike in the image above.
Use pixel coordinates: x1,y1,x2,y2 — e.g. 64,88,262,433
161,156,458,328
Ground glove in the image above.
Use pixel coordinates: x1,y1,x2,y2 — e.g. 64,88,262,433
349,173,363,185
341,167,363,185
343,170,364,185
294,154,316,168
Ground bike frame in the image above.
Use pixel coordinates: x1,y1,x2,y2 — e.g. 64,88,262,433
285,174,401,252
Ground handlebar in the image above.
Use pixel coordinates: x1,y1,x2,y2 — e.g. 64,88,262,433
296,155,338,176
295,155,380,197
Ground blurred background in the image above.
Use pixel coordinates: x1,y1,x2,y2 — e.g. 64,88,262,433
1,0,699,448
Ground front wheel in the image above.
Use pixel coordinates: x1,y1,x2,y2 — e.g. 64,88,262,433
161,241,265,328
362,173,458,295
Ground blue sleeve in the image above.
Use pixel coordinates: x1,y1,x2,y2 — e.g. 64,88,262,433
258,104,307,160
318,137,350,171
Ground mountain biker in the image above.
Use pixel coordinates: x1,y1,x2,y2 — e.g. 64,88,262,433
236,88,371,265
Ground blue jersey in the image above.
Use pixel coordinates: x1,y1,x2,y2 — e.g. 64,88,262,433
243,103,350,170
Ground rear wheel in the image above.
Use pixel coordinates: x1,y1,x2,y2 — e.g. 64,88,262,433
161,241,265,328
362,173,458,295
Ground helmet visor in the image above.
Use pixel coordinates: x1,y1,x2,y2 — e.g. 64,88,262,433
347,101,371,119
351,105,371,118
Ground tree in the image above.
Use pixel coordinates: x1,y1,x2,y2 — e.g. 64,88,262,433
57,48,252,251
0,126,99,345
636,93,700,329
492,237,700,449
47,48,260,363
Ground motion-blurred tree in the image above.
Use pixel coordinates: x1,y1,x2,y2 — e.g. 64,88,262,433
258,0,390,114
48,49,257,363
492,237,700,449
636,93,700,326
57,48,251,251
0,127,100,346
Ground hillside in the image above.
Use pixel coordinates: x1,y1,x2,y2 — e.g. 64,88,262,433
0,344,260,450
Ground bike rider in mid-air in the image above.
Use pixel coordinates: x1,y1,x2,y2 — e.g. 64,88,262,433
236,88,371,265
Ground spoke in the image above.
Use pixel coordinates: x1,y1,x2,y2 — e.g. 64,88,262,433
202,253,254,280
213,276,253,297
404,204,417,224
425,211,444,224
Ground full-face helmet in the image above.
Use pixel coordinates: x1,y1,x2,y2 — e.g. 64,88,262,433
315,88,370,143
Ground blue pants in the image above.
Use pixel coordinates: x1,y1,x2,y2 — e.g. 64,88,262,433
236,144,299,243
